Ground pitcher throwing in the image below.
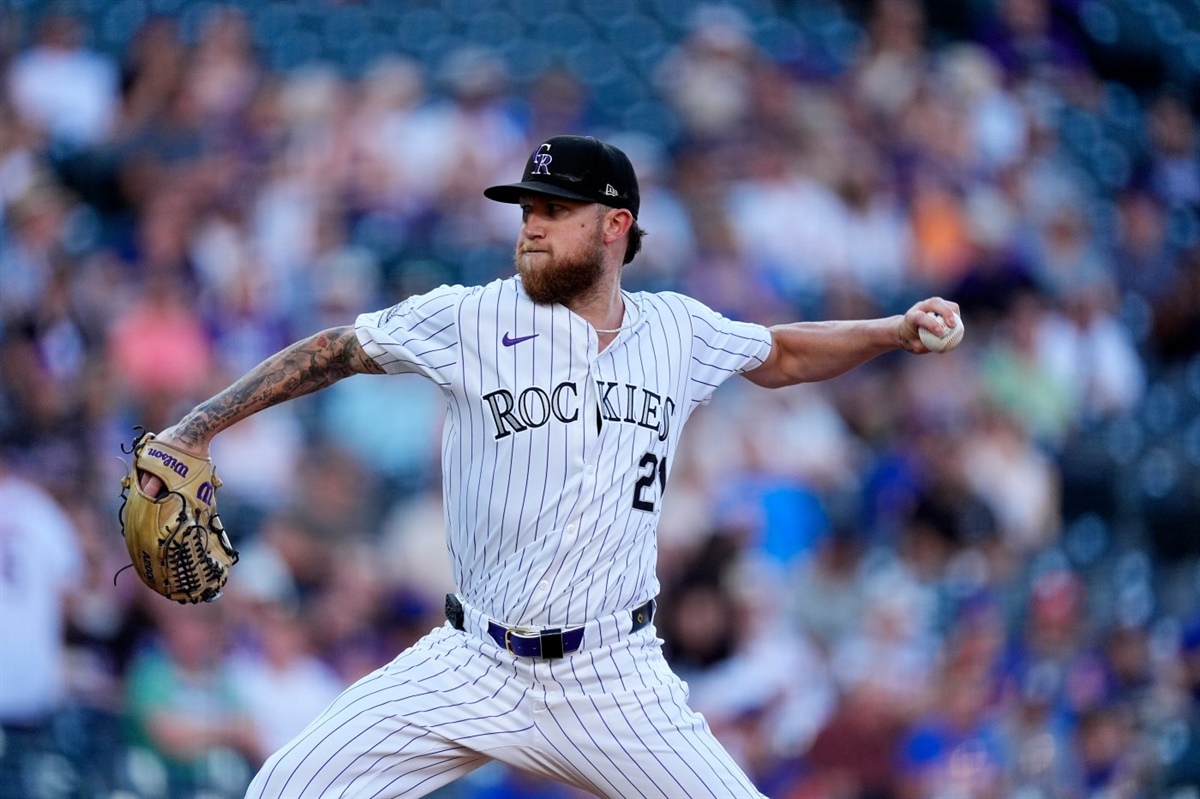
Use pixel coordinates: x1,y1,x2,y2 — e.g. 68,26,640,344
139,135,961,798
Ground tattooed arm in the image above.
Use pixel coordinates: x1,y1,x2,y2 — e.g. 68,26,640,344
139,326,383,493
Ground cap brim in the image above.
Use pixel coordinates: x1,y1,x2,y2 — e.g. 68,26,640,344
483,181,595,205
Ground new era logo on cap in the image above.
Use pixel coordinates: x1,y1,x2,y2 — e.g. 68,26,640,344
484,135,640,218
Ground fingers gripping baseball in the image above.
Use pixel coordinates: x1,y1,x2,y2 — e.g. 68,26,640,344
901,297,963,353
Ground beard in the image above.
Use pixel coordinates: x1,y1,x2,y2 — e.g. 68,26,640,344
514,236,606,306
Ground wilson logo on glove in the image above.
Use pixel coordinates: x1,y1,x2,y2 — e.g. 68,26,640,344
145,447,190,477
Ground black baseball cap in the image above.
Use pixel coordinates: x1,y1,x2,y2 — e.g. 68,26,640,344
484,135,640,219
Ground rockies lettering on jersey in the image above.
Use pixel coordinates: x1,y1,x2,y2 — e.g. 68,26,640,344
482,381,675,441
355,277,771,627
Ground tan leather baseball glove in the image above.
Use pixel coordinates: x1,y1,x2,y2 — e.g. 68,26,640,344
119,430,238,603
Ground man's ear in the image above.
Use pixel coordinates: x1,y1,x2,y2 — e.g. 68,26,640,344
603,208,634,245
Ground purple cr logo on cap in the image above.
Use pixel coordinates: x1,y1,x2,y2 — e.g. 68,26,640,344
532,143,553,176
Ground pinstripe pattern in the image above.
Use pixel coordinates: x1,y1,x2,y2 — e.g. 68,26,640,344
247,625,765,799
355,280,771,628
249,277,774,797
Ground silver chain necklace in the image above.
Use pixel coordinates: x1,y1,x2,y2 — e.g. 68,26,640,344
593,292,643,334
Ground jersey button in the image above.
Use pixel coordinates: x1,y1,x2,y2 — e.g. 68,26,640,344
566,524,577,535
538,580,549,591
585,464,595,476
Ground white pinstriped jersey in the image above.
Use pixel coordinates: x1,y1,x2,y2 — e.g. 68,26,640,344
355,276,772,628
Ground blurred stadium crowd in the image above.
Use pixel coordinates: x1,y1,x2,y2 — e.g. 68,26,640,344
2,0,1199,797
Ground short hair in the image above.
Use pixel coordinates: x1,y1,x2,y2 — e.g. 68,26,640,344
624,224,647,265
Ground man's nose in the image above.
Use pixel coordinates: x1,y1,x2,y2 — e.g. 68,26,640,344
522,218,545,239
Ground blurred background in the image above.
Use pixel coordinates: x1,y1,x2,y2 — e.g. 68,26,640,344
1,0,1199,797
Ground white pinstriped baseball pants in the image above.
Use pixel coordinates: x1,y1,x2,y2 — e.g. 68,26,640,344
245,622,765,798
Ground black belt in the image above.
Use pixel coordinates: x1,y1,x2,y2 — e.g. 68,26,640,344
446,594,656,659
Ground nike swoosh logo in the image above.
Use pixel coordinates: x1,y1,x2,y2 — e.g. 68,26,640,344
502,332,539,347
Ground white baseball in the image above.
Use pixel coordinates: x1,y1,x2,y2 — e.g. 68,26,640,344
919,311,964,353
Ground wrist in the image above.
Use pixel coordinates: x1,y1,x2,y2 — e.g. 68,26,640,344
870,315,906,351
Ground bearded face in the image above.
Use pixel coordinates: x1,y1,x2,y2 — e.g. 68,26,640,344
514,229,607,306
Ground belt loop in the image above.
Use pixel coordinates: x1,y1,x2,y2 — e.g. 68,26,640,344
631,598,655,633
540,629,565,659
445,593,465,631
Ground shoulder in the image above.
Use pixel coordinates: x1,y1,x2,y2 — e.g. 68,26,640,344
636,290,705,320
475,276,525,302
364,281,493,328
414,276,520,303
638,291,746,331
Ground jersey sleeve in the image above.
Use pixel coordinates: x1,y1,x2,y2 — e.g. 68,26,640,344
355,284,466,386
675,293,773,406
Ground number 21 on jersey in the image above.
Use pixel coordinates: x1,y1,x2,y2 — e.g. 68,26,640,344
632,452,667,512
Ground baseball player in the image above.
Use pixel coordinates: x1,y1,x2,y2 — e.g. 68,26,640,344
140,135,961,798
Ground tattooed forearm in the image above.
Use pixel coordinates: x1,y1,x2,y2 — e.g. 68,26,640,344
174,326,385,447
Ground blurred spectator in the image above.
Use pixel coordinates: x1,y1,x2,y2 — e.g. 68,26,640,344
788,526,868,650
207,405,306,521
1151,243,1200,361
801,681,910,799
901,422,1001,573
395,45,529,252
829,565,939,723
228,599,345,757
124,601,260,796
1002,569,1110,720
187,8,261,127
979,292,1077,443
1037,281,1146,421
853,0,929,124
1072,705,1150,796
1026,203,1113,301
995,661,1079,795
0,461,82,799
378,486,458,611
938,43,1031,175
106,274,214,406
659,560,739,679
0,180,72,325
525,67,594,145
962,409,1061,555
60,503,149,796
893,669,1007,799
7,13,118,147
973,0,1090,82
655,5,761,142
317,360,444,490
1113,188,1179,305
726,136,853,304
834,142,913,301
113,16,185,139
684,558,835,781
1143,92,1200,207
1165,619,1200,789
